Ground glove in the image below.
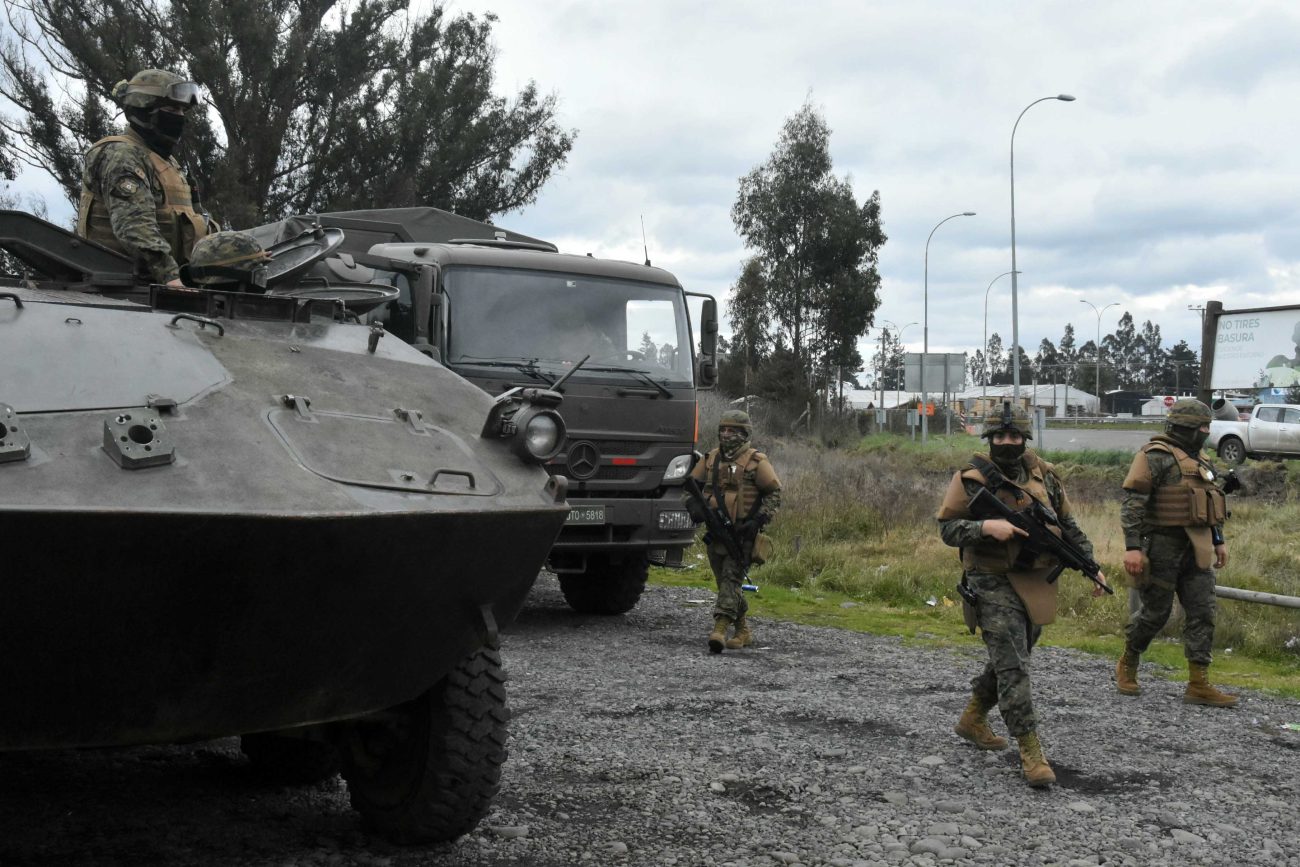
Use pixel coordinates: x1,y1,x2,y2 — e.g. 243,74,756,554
685,497,707,523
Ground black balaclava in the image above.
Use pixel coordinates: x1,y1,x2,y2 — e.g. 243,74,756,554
1168,423,1209,454
126,105,185,158
990,439,1026,473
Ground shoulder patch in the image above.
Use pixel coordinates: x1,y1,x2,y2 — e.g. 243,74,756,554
110,173,146,199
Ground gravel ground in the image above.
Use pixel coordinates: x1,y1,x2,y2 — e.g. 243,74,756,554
3,573,1298,866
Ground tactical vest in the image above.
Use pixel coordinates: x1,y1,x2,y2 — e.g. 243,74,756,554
699,446,774,522
1123,438,1225,570
937,452,1066,625
76,132,209,267
939,454,1064,574
1140,441,1226,528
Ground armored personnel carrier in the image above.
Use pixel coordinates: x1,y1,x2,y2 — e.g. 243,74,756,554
0,210,570,843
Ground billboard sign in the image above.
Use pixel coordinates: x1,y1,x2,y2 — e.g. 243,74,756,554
1210,307,1300,389
903,352,966,392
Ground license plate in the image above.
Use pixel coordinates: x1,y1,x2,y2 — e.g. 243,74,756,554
565,505,607,525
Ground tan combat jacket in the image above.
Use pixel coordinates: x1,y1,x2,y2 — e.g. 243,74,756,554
1121,437,1226,569
690,445,781,523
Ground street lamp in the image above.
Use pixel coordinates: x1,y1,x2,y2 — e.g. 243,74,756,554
922,211,976,444
1080,299,1116,414
878,319,917,409
1010,93,1075,402
982,270,1019,409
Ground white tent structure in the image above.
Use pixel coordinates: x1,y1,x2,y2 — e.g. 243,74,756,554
951,384,1100,417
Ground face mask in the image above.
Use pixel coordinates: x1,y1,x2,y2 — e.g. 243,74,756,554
990,441,1026,469
152,109,186,144
1168,425,1208,453
719,428,748,458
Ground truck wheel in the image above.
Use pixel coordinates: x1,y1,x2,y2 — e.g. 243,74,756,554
339,643,508,844
240,731,341,785
558,554,648,615
1217,437,1245,465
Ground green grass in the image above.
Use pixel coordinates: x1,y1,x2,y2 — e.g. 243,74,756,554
657,434,1300,699
652,565,1300,699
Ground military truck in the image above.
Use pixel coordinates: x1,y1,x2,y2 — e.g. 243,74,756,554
251,208,720,615
0,210,570,843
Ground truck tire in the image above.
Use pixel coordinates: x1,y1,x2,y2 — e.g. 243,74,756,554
558,554,648,615
339,643,508,844
240,731,341,785
1217,437,1246,465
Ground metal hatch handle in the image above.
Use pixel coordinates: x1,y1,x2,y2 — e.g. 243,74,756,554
168,313,225,336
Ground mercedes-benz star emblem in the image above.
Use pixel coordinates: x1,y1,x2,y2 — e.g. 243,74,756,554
566,441,601,480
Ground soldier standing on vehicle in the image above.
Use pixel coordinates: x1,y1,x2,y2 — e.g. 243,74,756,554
685,410,781,653
1115,398,1238,707
937,403,1109,788
77,69,212,286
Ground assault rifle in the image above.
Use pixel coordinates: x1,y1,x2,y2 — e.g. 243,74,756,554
967,487,1113,595
683,472,758,592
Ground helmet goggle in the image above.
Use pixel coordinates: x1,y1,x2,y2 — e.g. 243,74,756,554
128,80,201,108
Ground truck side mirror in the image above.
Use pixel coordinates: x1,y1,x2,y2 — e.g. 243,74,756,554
698,297,718,388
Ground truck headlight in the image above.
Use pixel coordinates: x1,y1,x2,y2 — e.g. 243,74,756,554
658,510,694,531
662,453,692,482
512,406,565,462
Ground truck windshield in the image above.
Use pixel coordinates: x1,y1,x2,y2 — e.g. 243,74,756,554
443,266,694,386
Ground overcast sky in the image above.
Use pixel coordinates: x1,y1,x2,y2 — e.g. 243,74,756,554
442,0,1300,374
11,1,1300,378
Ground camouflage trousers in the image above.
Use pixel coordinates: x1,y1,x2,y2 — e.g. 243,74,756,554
1126,533,1217,665
967,570,1042,738
707,541,749,621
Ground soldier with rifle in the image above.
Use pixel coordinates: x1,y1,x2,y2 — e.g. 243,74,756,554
936,403,1110,787
683,410,781,653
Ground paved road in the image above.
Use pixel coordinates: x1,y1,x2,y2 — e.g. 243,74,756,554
1033,427,1155,452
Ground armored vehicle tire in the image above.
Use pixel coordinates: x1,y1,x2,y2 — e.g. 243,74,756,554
240,731,341,785
1217,437,1246,465
339,642,508,844
558,554,649,615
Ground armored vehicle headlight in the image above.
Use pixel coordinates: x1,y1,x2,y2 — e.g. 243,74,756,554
662,453,692,482
513,408,565,463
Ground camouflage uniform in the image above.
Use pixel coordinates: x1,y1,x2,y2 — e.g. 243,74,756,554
1116,398,1236,706
1120,446,1219,663
939,456,1092,737
76,70,210,284
937,403,1100,787
183,231,270,287
687,410,781,652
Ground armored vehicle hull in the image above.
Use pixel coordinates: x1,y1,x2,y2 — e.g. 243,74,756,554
0,211,570,842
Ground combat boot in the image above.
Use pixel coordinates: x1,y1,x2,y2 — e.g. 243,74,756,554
708,616,732,654
1016,731,1056,788
953,695,1008,750
1116,648,1141,696
725,616,753,650
1184,662,1238,708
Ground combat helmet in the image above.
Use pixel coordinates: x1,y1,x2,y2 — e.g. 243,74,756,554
718,409,753,436
182,231,271,287
1166,398,1212,429
980,401,1033,440
112,69,200,110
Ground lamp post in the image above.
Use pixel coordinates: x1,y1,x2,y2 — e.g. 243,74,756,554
922,211,975,444
1010,93,1075,403
1080,299,1117,414
982,270,1018,411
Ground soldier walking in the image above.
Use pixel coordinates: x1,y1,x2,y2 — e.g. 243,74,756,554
77,69,213,286
937,404,1109,787
685,410,781,653
1115,398,1237,707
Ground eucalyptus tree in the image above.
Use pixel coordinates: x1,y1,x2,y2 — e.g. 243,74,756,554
0,0,575,227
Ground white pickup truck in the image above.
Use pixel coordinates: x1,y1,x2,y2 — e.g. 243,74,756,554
1209,403,1300,463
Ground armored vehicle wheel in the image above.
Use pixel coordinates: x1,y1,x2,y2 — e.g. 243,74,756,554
558,553,648,615
1217,437,1246,465
339,643,508,844
240,731,341,785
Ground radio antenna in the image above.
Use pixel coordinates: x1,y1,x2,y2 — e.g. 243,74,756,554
640,215,651,266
